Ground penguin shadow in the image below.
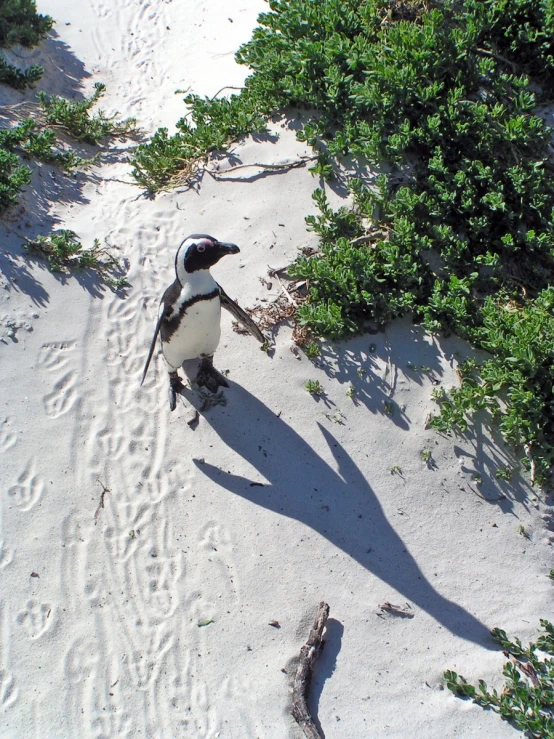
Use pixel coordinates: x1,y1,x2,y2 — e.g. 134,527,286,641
190,381,494,649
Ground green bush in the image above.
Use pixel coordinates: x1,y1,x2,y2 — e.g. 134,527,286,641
132,0,554,483
446,620,554,737
0,0,52,89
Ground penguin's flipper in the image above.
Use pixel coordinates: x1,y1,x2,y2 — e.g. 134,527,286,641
141,309,166,386
218,284,266,344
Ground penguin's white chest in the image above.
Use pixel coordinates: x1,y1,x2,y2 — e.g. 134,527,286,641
162,295,222,369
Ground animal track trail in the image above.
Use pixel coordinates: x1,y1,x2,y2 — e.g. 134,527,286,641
0,417,16,452
218,676,260,738
43,370,79,419
103,500,152,563
0,668,17,713
7,460,44,512
16,600,53,639
198,521,240,605
37,341,76,372
91,709,134,739
86,651,135,739
138,555,181,621
64,636,100,684
0,540,13,570
93,423,126,465
125,627,172,689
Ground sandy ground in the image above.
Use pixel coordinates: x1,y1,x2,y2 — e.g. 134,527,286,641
1,1,553,737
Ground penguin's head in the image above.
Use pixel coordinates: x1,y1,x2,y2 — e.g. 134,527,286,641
176,234,240,278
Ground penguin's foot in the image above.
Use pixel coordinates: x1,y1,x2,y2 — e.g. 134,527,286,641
168,372,186,412
195,387,227,411
195,357,229,394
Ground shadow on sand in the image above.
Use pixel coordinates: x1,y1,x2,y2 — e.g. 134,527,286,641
0,31,138,304
187,380,493,650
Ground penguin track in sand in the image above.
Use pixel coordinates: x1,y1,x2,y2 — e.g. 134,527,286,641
0,540,13,570
7,460,44,512
198,521,240,605
0,603,17,713
16,601,53,640
0,668,17,713
0,417,16,453
37,341,76,372
43,370,79,419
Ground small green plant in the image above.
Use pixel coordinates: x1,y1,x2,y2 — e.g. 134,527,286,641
131,93,267,191
309,151,334,181
421,449,432,464
549,570,554,582
496,467,513,482
305,379,324,396
37,83,136,144
445,620,554,737
24,230,128,288
518,524,531,540
304,341,321,360
384,400,394,415
346,384,356,399
389,465,403,476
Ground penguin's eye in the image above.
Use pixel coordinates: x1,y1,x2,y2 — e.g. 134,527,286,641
197,243,206,253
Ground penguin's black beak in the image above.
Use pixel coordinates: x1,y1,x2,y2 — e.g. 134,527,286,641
217,241,240,255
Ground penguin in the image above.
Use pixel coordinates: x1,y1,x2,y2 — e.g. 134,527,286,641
141,234,265,410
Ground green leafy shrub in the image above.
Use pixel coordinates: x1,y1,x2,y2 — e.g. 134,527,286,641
445,620,554,737
132,93,267,191
133,0,554,482
0,85,135,213
0,0,52,89
37,83,136,144
25,230,128,288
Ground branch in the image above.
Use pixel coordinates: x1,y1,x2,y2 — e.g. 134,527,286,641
524,443,537,486
475,47,518,74
291,601,329,739
206,155,317,179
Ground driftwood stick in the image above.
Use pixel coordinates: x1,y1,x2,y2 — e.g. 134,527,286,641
292,601,330,739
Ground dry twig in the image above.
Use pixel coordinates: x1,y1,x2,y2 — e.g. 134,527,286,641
94,479,110,523
291,601,330,739
206,155,317,180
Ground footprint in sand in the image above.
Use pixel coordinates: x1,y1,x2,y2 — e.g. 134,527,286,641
16,600,53,639
43,371,78,419
198,521,239,604
125,628,172,689
64,637,100,683
7,460,44,511
0,668,17,712
0,417,16,452
0,540,13,570
37,341,76,372
91,710,134,739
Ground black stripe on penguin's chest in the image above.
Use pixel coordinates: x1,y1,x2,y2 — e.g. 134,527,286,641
160,285,221,342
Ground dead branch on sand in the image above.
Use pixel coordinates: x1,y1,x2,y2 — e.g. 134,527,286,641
292,601,330,739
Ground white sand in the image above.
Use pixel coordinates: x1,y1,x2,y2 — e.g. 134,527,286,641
1,1,553,737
